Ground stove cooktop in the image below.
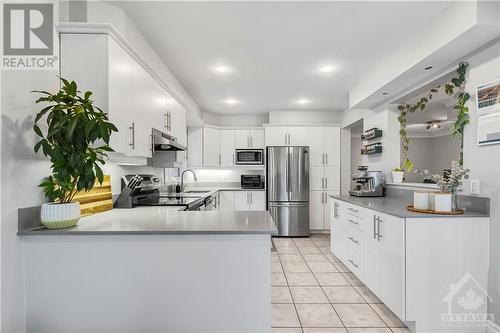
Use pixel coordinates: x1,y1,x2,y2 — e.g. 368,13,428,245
136,196,202,206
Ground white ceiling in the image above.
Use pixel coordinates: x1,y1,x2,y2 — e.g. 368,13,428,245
117,1,454,115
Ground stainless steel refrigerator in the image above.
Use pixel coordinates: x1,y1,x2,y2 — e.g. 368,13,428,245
266,146,309,237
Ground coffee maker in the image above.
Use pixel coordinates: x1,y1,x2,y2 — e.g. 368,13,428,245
349,166,385,197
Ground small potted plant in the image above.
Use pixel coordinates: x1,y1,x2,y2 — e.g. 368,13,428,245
392,167,405,183
33,78,117,229
425,161,470,212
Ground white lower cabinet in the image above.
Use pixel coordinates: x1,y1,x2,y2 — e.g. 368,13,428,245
310,191,338,230
329,197,490,332
218,191,234,211
233,191,266,211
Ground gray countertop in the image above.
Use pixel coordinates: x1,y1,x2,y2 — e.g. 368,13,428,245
330,194,490,218
20,207,277,235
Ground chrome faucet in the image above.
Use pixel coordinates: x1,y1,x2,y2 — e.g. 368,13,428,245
180,169,198,192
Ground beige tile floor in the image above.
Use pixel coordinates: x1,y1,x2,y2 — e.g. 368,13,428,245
271,233,411,333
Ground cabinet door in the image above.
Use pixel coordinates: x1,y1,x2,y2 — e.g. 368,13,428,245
265,127,288,146
289,127,309,146
308,128,325,166
323,191,339,230
377,212,405,319
234,191,250,211
172,101,187,165
324,127,340,166
363,210,380,295
330,198,344,259
187,127,203,167
107,36,135,155
220,130,235,166
249,129,265,148
203,127,221,166
325,166,340,191
249,191,266,211
310,166,326,191
234,130,250,148
309,191,324,230
219,191,235,211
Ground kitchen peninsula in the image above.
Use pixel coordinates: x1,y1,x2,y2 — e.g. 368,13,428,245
19,208,276,333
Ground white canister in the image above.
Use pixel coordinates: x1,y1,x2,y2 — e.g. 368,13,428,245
434,193,452,212
414,191,429,210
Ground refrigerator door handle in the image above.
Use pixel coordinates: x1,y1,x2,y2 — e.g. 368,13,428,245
269,202,309,207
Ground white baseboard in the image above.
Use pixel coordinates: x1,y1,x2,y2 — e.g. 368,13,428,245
487,320,500,333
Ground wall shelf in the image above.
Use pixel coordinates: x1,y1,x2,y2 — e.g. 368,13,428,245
361,144,382,155
361,128,383,141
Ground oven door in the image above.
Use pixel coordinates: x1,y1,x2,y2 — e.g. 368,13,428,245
235,149,263,165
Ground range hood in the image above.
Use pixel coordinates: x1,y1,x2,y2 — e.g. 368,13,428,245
148,128,187,168
151,128,187,151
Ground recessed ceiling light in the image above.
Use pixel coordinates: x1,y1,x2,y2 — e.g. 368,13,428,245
382,92,389,96
212,65,232,74
223,98,240,105
424,66,433,70
317,64,337,74
295,98,312,105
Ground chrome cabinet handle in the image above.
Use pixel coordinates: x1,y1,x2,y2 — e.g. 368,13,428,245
347,236,359,244
219,154,221,165
373,215,377,239
250,136,253,147
129,122,135,149
348,259,359,268
326,153,328,165
347,219,359,225
376,217,383,241
321,178,325,190
322,153,325,165
348,207,359,213
325,178,328,189
334,202,339,218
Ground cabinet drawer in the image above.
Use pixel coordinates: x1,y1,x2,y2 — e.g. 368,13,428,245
343,203,363,219
342,227,363,277
344,214,363,231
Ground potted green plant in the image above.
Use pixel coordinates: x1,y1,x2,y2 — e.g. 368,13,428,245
33,78,117,229
392,167,405,183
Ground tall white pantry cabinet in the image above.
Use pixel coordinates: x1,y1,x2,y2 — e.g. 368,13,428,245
60,31,186,161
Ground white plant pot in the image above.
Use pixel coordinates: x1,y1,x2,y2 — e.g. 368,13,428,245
392,171,404,184
434,193,452,212
41,202,80,229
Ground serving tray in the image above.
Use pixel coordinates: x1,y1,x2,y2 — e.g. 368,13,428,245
407,205,464,215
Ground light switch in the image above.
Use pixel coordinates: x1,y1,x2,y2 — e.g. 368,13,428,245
470,179,481,195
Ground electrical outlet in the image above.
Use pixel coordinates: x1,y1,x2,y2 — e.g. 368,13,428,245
470,179,481,195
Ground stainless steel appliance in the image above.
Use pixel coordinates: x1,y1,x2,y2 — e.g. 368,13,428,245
349,166,385,197
266,146,309,237
241,175,264,189
113,174,208,210
148,128,187,168
235,149,264,165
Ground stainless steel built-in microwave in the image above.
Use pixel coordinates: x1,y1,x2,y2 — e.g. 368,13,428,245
235,149,264,165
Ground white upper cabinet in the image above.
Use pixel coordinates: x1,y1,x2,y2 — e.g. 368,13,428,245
220,130,235,166
203,127,221,166
308,126,340,166
187,127,203,167
61,32,186,161
265,126,309,146
235,129,264,149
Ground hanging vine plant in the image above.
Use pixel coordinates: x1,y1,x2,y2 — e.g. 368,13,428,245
398,62,469,171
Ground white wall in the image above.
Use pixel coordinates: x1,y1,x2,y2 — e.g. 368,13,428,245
269,110,342,124
461,39,500,324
